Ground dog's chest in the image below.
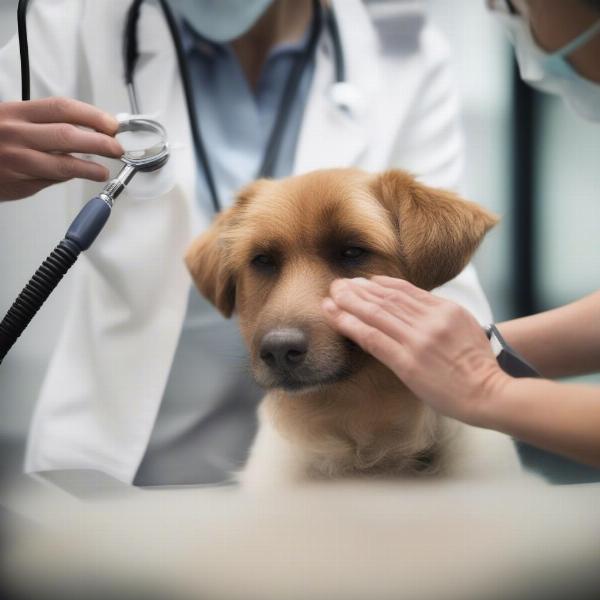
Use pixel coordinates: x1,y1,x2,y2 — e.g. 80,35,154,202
261,386,449,481
305,428,444,479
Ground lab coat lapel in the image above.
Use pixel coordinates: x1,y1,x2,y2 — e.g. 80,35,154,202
294,0,380,174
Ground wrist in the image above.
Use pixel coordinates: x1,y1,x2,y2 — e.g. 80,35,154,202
466,366,513,429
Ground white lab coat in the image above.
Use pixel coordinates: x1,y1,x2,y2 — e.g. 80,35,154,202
0,0,492,483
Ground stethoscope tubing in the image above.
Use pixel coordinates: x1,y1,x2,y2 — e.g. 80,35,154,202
17,0,32,101
154,0,222,212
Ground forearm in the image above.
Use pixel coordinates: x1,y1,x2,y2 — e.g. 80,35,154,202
498,291,600,378
476,376,600,468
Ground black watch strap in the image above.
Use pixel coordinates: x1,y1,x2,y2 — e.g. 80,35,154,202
485,324,541,378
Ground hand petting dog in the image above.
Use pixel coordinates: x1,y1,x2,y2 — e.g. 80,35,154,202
322,276,509,427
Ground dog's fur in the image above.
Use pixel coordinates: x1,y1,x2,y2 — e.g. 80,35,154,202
186,168,521,489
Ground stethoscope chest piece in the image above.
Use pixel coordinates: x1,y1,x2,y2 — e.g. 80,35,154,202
114,114,177,201
116,116,170,172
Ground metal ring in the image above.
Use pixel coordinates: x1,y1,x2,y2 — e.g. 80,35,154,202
116,117,170,172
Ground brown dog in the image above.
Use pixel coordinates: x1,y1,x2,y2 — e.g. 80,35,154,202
186,168,521,489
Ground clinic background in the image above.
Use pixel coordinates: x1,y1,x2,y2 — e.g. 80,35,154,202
0,0,599,480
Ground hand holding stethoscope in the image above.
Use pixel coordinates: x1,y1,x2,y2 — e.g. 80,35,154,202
0,98,124,202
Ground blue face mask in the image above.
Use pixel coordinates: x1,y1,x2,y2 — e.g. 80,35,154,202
169,0,274,43
499,14,600,121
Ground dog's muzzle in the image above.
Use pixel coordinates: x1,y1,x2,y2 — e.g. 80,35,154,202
256,327,361,392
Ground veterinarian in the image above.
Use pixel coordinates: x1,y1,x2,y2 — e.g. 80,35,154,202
0,0,494,485
323,0,600,470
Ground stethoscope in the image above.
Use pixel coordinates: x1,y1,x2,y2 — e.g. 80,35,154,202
123,0,348,213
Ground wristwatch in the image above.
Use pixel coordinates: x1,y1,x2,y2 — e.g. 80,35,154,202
485,324,541,378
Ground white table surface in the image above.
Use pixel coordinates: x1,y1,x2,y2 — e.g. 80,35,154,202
2,470,600,600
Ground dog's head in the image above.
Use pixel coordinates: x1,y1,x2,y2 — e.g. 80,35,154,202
186,169,497,393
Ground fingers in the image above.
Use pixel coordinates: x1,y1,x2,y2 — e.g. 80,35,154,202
371,275,441,305
8,148,110,183
0,98,120,200
322,298,412,369
12,122,123,157
352,277,427,318
327,279,413,342
13,97,120,135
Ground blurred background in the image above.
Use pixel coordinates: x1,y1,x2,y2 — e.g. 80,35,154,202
0,0,599,481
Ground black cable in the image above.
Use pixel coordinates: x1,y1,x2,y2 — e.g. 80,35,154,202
157,0,221,213
0,0,82,364
124,0,144,85
0,240,81,364
0,191,111,365
17,0,31,101
258,0,323,178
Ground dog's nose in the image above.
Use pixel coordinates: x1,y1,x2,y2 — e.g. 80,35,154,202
260,328,308,371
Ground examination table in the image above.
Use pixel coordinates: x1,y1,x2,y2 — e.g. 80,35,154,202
1,470,599,600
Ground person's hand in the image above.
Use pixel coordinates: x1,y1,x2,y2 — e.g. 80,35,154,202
322,276,510,426
0,97,124,201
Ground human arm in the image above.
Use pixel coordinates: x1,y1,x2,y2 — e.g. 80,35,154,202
498,291,600,378
322,276,600,468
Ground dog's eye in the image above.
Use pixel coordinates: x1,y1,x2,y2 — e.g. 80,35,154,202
340,247,367,260
251,254,275,267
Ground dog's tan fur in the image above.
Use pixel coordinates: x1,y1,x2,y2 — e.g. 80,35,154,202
186,168,517,488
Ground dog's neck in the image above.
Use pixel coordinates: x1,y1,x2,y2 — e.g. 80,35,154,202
262,360,450,476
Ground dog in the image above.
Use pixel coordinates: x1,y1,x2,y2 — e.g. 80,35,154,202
185,168,522,490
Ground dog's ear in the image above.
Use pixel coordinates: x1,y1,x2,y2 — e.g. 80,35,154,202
185,208,237,318
185,179,268,317
372,170,498,290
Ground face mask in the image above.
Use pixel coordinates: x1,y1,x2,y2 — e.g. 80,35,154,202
498,14,600,121
169,0,274,43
